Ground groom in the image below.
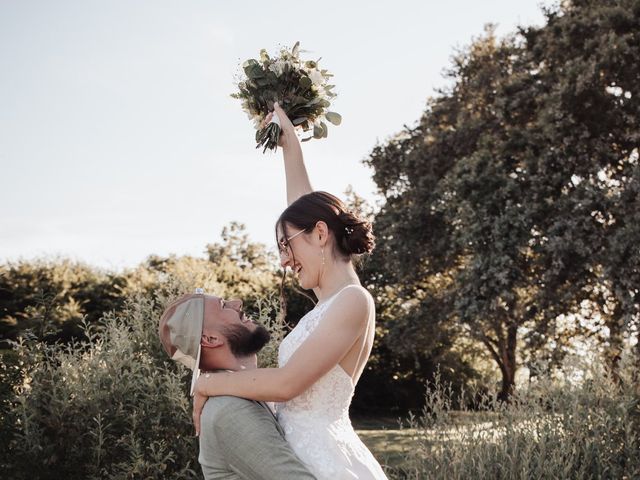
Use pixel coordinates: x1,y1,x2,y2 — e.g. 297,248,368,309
159,291,315,480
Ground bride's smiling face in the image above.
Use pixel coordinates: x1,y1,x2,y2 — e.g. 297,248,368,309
277,222,324,290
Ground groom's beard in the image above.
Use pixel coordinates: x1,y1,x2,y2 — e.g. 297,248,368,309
222,323,271,357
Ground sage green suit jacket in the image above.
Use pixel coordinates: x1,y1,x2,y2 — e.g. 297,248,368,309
198,395,316,480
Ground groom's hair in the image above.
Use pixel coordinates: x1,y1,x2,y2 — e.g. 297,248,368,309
221,323,271,357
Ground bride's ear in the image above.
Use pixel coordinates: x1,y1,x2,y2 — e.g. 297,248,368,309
314,221,329,246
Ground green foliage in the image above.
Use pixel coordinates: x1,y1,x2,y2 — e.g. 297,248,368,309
364,0,640,399
253,295,289,369
2,291,200,479
1,284,287,478
0,258,127,346
388,354,640,479
0,223,291,476
205,221,277,275
0,223,279,347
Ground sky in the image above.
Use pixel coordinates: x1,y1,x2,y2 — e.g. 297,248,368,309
0,0,550,271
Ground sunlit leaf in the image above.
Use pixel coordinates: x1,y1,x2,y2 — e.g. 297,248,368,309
242,59,258,68
325,112,342,126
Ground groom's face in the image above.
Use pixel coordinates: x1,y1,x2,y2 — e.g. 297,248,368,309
203,296,270,356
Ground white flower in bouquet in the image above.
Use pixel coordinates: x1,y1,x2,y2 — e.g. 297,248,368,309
268,59,287,77
231,42,342,153
309,69,324,86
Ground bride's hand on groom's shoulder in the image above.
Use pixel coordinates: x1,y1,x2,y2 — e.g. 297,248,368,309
192,377,208,437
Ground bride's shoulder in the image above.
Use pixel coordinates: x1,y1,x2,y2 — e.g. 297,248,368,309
340,284,373,300
330,285,374,316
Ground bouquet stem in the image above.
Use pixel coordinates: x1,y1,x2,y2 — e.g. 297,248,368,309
255,122,281,153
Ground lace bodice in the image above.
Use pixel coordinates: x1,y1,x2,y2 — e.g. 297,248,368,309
276,287,388,480
278,298,355,421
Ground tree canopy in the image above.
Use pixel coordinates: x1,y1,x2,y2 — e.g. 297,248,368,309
365,0,640,399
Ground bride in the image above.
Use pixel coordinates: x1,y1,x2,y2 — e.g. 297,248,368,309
192,102,387,480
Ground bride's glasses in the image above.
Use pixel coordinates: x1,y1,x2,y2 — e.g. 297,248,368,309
278,228,307,258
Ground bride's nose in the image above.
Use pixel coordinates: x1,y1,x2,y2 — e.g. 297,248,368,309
280,254,291,269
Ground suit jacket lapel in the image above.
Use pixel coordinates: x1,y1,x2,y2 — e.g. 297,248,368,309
255,400,285,436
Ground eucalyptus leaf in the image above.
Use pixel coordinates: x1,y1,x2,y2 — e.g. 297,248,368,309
247,66,265,79
325,112,342,126
320,121,328,138
299,76,312,89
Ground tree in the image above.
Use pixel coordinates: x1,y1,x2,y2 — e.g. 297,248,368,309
365,0,640,399
519,0,640,374
205,222,277,273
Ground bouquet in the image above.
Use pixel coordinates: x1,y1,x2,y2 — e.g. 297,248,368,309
231,42,342,153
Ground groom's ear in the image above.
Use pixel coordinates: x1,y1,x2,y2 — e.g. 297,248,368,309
201,334,224,348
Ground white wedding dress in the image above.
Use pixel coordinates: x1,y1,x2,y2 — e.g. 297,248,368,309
276,288,388,480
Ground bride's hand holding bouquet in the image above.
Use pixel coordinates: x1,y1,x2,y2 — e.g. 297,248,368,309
261,102,295,148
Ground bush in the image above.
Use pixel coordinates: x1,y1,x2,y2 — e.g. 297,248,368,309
2,290,199,479
0,276,288,479
0,258,128,346
388,355,640,480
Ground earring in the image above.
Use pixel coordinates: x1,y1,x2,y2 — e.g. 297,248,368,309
319,247,326,285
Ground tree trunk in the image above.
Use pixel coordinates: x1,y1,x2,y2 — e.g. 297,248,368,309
606,304,624,384
635,328,640,381
481,322,519,402
497,323,518,402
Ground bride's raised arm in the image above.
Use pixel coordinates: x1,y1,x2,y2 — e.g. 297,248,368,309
272,102,313,205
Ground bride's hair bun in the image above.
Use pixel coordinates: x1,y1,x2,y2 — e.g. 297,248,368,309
337,211,375,256
276,191,375,260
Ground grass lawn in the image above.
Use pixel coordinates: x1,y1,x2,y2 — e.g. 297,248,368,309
353,412,501,470
353,416,420,469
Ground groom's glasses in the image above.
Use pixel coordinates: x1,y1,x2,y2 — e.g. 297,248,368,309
278,228,306,258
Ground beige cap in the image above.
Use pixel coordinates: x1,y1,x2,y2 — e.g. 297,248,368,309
159,292,205,396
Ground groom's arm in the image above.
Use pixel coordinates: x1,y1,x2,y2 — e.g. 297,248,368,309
203,398,316,480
